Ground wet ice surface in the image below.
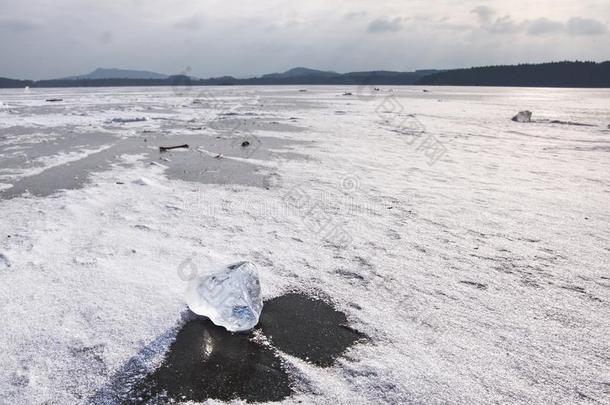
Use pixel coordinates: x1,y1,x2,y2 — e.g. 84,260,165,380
0,86,609,404
96,293,363,404
0,92,309,198
0,132,307,198
128,318,292,404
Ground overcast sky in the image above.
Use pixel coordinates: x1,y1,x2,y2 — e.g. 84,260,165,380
0,0,608,79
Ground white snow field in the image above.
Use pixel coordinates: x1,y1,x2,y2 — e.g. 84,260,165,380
0,86,609,404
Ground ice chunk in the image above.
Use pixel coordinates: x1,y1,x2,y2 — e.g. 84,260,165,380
132,177,154,186
186,261,263,332
512,110,532,123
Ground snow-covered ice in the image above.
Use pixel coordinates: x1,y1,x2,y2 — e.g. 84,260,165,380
186,261,263,332
0,85,609,404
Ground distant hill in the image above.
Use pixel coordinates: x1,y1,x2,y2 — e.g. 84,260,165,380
61,68,169,80
337,70,438,85
0,77,33,88
285,67,338,77
241,68,437,85
1,62,609,88
416,61,610,88
261,67,340,80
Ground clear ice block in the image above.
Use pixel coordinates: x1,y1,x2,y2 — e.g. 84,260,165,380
186,261,263,332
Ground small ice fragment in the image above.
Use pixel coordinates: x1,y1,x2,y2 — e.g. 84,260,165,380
132,177,154,186
186,261,263,332
72,256,97,265
512,110,532,123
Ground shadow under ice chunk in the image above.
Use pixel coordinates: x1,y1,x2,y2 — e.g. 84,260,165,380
128,319,292,404
126,293,365,404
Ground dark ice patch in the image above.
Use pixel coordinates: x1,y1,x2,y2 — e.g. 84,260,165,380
0,133,307,199
259,293,365,367
127,320,292,404
118,293,365,404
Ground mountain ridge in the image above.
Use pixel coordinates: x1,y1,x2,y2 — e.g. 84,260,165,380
1,61,609,88
61,68,169,80
417,61,610,87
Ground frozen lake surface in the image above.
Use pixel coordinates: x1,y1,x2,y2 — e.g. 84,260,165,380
0,86,609,404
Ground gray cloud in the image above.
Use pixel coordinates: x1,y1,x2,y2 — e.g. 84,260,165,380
523,16,607,37
0,1,607,80
471,7,607,38
471,7,518,34
471,6,495,23
0,18,39,33
99,31,113,45
566,17,607,36
173,15,204,30
526,18,564,36
367,17,404,33
344,11,367,21
487,15,519,34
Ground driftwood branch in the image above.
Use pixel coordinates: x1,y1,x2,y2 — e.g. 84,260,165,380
159,144,189,152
